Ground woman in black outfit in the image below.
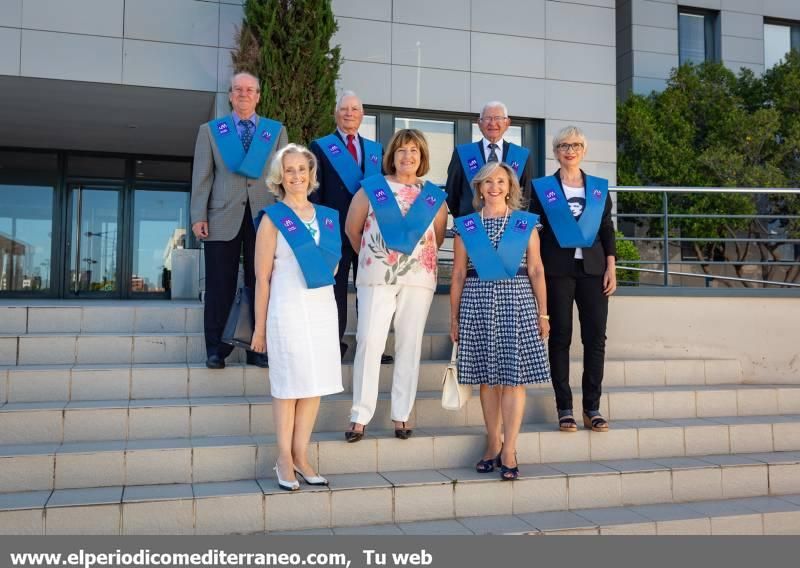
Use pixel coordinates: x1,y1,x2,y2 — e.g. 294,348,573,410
529,126,616,432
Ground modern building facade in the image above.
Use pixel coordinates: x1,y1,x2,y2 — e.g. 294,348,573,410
0,0,797,298
617,0,800,99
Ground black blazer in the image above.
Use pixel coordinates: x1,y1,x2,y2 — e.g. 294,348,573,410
444,140,531,218
529,169,616,277
310,132,376,240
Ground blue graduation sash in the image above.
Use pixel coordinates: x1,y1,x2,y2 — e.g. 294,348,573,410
209,116,282,179
455,211,538,280
316,134,383,194
259,202,341,289
456,142,530,189
504,143,530,179
361,175,447,255
532,175,608,248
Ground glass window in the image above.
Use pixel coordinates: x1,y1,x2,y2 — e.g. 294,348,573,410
679,12,709,65
393,117,455,185
471,123,523,146
68,188,120,294
0,185,54,292
358,115,377,141
0,151,58,178
764,23,793,69
131,190,190,294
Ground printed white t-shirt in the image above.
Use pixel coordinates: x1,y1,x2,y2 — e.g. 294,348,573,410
562,182,586,259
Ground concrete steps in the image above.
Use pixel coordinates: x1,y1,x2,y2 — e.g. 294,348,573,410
1,414,799,492
2,451,798,534
1,384,798,444
277,496,800,535
0,357,748,403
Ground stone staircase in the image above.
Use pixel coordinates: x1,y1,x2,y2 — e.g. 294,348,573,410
1,299,799,535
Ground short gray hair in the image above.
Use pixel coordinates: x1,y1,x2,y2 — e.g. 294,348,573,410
266,144,320,199
480,101,509,119
335,90,363,113
552,125,588,156
229,72,261,92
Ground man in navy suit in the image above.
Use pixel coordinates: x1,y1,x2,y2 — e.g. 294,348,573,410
310,91,392,363
445,101,532,217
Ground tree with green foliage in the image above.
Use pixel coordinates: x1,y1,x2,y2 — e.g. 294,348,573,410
231,0,341,144
617,53,800,286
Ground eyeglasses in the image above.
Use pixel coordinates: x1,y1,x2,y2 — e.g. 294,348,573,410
556,142,584,152
480,116,508,123
232,87,259,95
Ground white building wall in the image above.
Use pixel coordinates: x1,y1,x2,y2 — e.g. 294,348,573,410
332,0,618,182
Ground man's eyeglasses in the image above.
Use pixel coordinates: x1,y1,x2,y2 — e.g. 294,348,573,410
480,116,508,123
232,87,259,95
556,142,584,152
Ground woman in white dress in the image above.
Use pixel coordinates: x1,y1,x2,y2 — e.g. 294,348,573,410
251,144,343,491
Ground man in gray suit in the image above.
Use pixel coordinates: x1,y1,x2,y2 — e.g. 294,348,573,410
191,71,288,369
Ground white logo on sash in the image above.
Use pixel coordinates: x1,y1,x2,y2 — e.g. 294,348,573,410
424,195,437,208
282,218,298,232
545,190,558,204
261,130,272,141
324,217,334,230
217,122,230,136
374,189,388,203
370,154,379,165
513,219,528,233
592,188,603,200
463,218,477,233
468,158,479,172
328,144,341,156
511,161,520,172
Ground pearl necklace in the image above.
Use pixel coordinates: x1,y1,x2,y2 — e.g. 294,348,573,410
480,206,509,240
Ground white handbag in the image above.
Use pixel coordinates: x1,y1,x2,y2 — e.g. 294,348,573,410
441,342,472,410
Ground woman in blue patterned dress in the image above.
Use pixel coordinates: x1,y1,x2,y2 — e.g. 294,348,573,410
449,161,550,480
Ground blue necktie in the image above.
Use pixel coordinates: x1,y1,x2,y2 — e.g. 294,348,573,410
239,119,254,152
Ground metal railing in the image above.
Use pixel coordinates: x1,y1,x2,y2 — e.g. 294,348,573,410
437,186,800,291
612,186,800,289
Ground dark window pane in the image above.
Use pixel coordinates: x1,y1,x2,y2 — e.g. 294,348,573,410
134,159,191,182
132,190,190,293
0,151,58,182
69,188,120,293
67,155,125,179
679,12,707,65
0,184,54,292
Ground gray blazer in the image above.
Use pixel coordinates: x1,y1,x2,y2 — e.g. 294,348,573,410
190,116,288,242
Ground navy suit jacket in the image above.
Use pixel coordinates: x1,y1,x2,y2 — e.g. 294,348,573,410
444,140,532,217
310,132,379,241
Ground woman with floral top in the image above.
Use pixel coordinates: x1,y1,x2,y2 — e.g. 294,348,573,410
343,129,448,442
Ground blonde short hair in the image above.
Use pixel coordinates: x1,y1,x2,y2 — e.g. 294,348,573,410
266,144,320,199
383,129,430,177
552,125,588,156
471,162,525,212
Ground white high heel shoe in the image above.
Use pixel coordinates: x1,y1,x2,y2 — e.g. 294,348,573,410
294,468,328,486
274,463,299,491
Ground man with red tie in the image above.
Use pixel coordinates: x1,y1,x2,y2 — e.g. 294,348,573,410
310,91,392,363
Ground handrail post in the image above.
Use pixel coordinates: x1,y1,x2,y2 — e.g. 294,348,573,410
662,190,669,286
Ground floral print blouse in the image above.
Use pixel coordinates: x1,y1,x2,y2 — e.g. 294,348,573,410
356,180,439,291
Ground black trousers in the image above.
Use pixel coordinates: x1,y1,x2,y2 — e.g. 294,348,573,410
333,239,358,353
203,204,256,358
546,260,609,412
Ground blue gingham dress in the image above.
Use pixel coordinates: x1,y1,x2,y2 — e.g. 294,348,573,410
455,217,551,385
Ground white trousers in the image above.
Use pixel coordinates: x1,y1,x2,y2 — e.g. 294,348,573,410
350,284,435,425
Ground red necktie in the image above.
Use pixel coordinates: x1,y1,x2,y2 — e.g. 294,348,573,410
346,134,358,163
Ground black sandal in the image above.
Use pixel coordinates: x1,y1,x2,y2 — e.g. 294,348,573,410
394,421,413,440
583,412,609,432
499,452,519,481
345,422,366,443
475,453,502,473
559,414,578,432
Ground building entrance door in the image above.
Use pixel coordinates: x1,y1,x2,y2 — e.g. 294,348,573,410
66,185,122,296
